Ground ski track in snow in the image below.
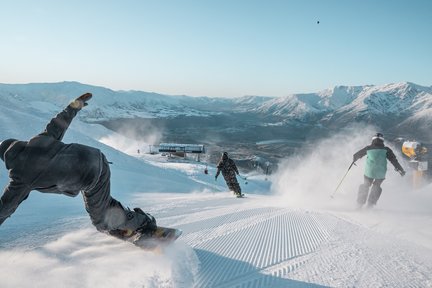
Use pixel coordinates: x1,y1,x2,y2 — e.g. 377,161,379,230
1,193,432,288
136,194,432,288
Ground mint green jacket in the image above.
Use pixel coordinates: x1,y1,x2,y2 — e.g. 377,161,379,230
353,140,404,180
365,149,388,179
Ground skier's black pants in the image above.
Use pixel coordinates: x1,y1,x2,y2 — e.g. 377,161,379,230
357,176,384,206
82,153,123,232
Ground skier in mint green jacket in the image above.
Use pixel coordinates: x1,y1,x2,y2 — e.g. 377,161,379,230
353,133,406,208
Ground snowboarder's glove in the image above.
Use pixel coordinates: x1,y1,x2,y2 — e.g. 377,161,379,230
215,176,217,181
70,93,92,109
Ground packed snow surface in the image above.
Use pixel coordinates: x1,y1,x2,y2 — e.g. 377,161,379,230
1,90,432,287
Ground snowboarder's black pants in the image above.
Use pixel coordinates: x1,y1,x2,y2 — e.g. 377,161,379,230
222,172,241,194
82,153,124,232
357,176,384,206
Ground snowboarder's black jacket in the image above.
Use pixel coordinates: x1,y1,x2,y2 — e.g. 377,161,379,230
0,105,102,225
215,156,239,178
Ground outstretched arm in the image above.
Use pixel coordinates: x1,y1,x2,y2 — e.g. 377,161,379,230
215,161,223,178
39,93,92,141
386,147,405,175
0,180,32,226
353,146,368,163
215,167,221,178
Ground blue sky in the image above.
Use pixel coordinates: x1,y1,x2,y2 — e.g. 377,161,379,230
1,0,431,97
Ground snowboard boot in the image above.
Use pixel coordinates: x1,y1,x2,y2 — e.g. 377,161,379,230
133,207,157,234
110,207,157,238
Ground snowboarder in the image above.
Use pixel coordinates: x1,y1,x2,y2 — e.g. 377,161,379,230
215,152,242,197
353,133,406,208
0,93,157,238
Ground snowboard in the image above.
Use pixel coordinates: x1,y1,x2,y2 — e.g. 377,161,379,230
230,190,244,198
109,226,183,251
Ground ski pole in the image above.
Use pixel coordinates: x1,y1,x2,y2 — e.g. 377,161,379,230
238,175,248,184
330,161,356,199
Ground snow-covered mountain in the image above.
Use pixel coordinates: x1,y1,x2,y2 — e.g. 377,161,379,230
0,82,216,120
0,82,271,121
1,81,432,165
1,81,430,125
254,82,432,125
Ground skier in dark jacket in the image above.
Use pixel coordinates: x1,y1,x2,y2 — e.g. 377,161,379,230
353,133,406,208
0,93,156,238
215,152,242,196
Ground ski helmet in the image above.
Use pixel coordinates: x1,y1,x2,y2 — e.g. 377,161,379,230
372,133,384,142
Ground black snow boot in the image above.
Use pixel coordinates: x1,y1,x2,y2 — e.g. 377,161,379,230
133,207,157,234
112,207,157,237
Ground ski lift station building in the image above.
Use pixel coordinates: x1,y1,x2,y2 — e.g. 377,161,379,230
158,143,206,159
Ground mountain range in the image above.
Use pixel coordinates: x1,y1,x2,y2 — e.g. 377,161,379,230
1,81,431,169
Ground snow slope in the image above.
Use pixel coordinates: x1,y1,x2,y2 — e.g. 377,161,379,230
1,92,432,287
